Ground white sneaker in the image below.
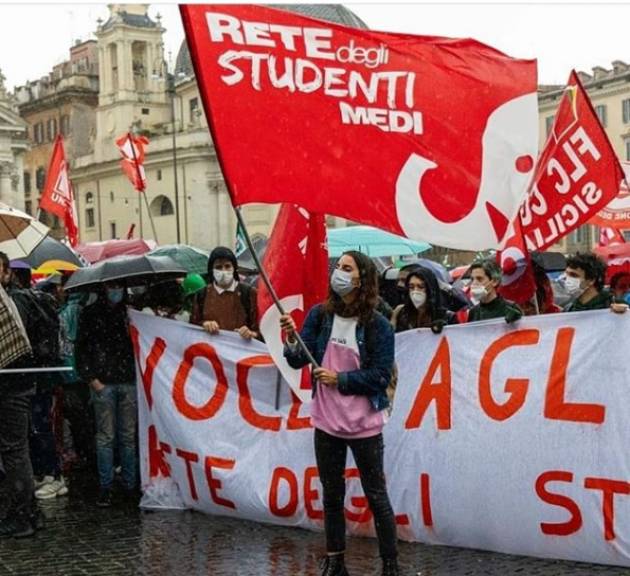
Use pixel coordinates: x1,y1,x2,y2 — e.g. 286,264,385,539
35,477,69,500
33,475,55,490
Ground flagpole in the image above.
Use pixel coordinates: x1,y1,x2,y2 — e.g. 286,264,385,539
233,206,320,368
142,191,158,243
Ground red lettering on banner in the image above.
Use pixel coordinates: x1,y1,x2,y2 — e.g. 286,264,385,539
584,477,630,541
304,466,324,520
148,425,171,478
405,337,451,430
205,456,237,509
172,343,229,420
345,468,372,523
129,326,166,410
535,470,582,536
420,473,433,527
176,448,200,501
395,514,410,526
287,391,312,430
236,355,282,431
544,328,605,424
479,330,539,421
269,467,299,517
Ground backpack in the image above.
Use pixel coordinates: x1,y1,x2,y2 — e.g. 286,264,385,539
10,289,61,367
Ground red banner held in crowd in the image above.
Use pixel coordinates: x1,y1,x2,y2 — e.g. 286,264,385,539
39,135,79,246
116,133,149,192
598,226,625,248
257,204,328,402
520,71,625,251
180,4,538,250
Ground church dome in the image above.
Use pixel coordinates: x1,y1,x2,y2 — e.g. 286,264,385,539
175,4,369,78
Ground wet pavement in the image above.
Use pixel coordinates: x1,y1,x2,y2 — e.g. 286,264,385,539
1,471,628,576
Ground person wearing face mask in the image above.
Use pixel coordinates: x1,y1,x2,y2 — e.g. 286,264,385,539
75,281,137,508
391,266,457,333
562,252,628,314
190,246,260,340
467,259,523,323
279,251,399,576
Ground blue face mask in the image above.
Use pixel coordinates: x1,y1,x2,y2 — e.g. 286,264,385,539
106,288,125,305
624,292,630,306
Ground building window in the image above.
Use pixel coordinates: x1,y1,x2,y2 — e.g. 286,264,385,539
626,139,630,161
623,99,630,124
571,226,585,244
189,97,199,122
23,172,31,195
157,169,162,181
35,167,46,190
595,105,607,127
46,119,54,141
85,191,94,204
110,191,115,203
86,208,95,228
25,201,32,215
545,115,554,137
110,222,117,239
141,108,150,115
34,123,43,144
150,195,174,217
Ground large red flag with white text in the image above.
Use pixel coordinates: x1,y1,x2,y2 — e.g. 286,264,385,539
520,71,625,251
180,4,538,250
40,135,79,246
257,204,328,402
116,133,149,192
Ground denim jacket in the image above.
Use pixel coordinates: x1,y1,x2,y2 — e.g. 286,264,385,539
283,304,394,411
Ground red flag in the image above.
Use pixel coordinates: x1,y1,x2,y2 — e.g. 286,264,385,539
497,214,536,305
257,204,328,402
116,133,149,192
520,71,626,251
40,135,79,246
591,162,630,228
180,4,538,250
598,227,625,247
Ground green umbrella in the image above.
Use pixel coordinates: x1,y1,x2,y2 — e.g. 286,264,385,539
149,244,209,275
327,225,431,258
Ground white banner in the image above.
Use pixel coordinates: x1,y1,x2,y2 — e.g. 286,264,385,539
130,309,630,567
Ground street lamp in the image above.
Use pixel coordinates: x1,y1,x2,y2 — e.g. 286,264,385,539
153,55,181,244
166,71,181,244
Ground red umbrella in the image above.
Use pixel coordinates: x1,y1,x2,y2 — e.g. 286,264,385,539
76,238,156,264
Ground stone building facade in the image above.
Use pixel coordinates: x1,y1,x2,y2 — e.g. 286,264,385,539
0,70,29,209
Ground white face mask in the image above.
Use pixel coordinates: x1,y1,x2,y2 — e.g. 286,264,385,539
563,276,584,296
331,269,357,297
470,283,489,303
409,289,426,309
213,269,234,287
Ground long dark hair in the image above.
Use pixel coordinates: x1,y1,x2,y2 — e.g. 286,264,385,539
324,251,379,325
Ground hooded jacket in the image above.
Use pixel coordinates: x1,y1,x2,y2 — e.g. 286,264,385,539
392,266,456,332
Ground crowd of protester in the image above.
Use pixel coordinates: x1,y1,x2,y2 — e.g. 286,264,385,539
0,244,627,573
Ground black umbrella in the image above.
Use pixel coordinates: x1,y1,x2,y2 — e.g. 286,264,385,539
23,236,85,269
64,254,186,291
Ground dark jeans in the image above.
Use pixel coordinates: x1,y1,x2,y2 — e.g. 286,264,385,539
314,428,397,559
30,388,60,478
91,384,137,490
0,385,35,518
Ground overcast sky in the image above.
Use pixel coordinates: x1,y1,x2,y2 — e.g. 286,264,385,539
1,2,629,90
